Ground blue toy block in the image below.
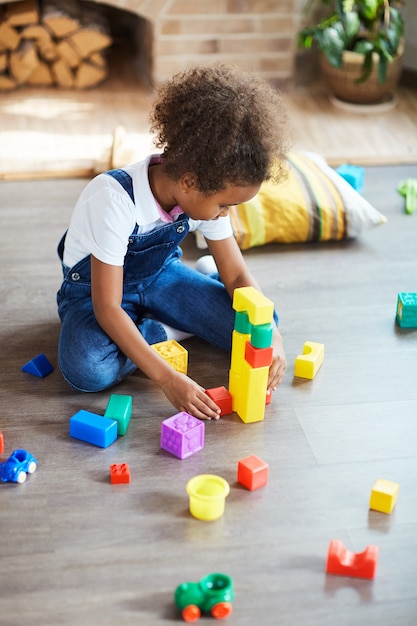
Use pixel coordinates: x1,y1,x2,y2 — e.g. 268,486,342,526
69,410,118,448
104,394,132,435
160,412,204,459
21,353,54,377
336,164,365,192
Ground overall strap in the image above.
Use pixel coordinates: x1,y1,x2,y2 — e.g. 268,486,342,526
106,168,135,204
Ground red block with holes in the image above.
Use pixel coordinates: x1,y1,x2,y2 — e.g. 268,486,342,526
237,454,269,491
110,463,130,484
205,386,233,415
244,342,273,368
326,540,379,579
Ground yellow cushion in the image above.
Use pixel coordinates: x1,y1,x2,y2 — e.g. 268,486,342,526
229,151,386,250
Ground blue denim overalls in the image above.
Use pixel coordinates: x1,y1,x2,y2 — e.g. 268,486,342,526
57,169,235,392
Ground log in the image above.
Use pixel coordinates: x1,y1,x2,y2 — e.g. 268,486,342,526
74,60,106,89
56,38,79,69
41,0,81,38
67,29,112,59
9,40,39,83
0,21,20,51
5,0,39,27
26,59,53,85
51,57,73,87
0,51,7,72
0,73,17,90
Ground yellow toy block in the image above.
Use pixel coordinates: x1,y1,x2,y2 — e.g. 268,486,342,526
369,479,399,514
235,360,269,423
294,341,324,379
232,286,274,326
151,339,188,374
228,370,240,411
230,330,251,373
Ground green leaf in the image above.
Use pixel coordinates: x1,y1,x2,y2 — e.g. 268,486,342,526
355,50,373,83
316,25,346,67
343,11,360,46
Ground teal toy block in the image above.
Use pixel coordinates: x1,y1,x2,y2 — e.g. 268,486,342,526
70,410,117,448
250,322,273,349
336,164,364,192
104,394,132,435
21,353,53,378
234,310,251,334
396,292,417,328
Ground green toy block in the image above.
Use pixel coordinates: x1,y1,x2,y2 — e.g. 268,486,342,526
250,322,273,349
234,310,251,334
104,394,132,435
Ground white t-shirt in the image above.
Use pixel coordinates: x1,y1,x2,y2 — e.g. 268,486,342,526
63,154,233,268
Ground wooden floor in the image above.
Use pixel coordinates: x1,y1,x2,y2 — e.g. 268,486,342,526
0,157,417,624
0,73,417,179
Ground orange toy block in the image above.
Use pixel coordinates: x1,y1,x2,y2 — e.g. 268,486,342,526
110,463,130,484
326,540,378,579
244,342,273,368
237,454,269,490
205,386,233,415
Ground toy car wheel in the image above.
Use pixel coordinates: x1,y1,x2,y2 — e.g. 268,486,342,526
211,602,233,619
16,471,27,484
182,604,201,622
27,461,37,474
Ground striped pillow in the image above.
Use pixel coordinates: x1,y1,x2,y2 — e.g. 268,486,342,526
229,151,386,250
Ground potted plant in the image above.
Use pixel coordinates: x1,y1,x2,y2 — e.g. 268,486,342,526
297,0,405,105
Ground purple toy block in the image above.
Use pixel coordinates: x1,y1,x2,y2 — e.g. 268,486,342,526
160,412,205,459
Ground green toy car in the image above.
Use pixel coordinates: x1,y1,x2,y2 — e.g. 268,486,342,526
174,572,234,622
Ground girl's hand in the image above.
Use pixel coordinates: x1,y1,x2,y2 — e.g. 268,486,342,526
158,370,221,421
267,330,286,391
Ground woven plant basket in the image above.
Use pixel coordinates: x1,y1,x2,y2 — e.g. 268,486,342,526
320,47,403,105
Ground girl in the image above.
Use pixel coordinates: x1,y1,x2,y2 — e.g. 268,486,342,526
57,64,289,420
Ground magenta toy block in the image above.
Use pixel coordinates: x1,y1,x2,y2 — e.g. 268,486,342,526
70,410,117,448
205,386,233,415
237,454,269,490
0,431,3,454
21,353,53,377
160,412,204,459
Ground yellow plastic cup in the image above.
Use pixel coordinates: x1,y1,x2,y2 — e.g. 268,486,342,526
186,474,230,521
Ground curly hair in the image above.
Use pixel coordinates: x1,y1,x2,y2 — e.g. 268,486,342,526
149,64,290,194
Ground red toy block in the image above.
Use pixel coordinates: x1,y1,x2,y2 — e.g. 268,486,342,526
265,390,272,405
110,463,130,484
205,386,233,415
244,342,273,369
326,540,378,579
0,431,3,455
237,454,269,491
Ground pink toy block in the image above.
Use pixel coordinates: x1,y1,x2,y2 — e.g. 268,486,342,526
244,342,273,368
205,386,233,415
0,431,3,454
326,540,379,579
237,454,269,491
110,463,130,484
160,412,204,459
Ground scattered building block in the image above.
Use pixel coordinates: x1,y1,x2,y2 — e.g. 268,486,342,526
232,286,274,326
104,394,132,435
151,339,188,374
21,353,53,377
335,163,364,192
244,342,273,369
69,409,117,448
369,478,399,514
110,463,130,484
326,540,378,579
265,390,272,405
237,454,269,490
205,386,233,416
0,431,3,454
160,411,204,459
396,292,417,328
294,341,324,379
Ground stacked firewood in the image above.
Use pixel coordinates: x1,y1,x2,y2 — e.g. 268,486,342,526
0,0,112,90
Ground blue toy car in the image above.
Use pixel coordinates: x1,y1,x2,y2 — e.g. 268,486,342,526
175,573,234,622
0,449,38,484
